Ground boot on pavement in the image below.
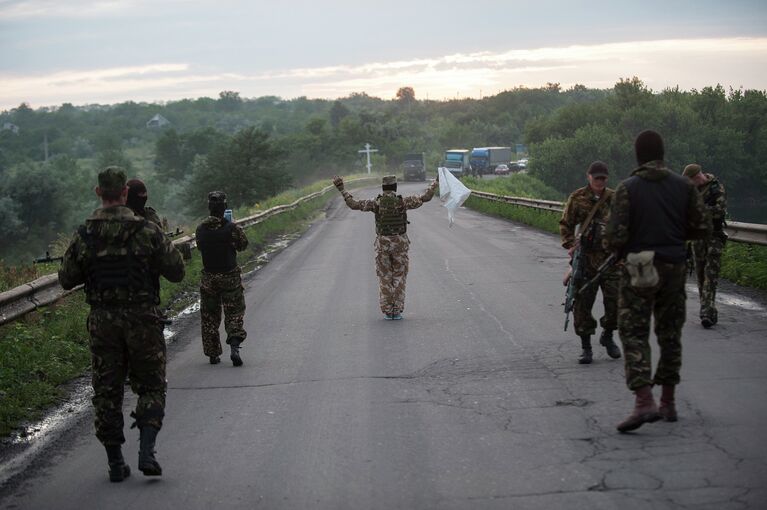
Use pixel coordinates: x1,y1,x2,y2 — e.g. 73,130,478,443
138,427,162,476
105,444,131,482
578,335,593,364
617,385,661,433
228,337,243,367
659,385,678,422
599,329,622,359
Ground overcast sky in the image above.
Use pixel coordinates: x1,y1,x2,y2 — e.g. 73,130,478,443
1,0,766,109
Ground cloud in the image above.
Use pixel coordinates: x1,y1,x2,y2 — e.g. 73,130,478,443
1,37,766,109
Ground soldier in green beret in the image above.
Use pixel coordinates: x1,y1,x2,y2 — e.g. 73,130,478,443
59,166,185,481
333,175,437,320
683,164,728,328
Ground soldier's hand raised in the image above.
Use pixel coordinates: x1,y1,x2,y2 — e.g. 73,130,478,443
332,175,344,191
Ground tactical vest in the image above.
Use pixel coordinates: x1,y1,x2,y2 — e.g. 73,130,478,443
79,221,160,306
375,194,408,235
196,220,238,273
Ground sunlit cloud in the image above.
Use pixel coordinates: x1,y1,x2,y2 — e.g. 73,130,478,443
1,37,766,109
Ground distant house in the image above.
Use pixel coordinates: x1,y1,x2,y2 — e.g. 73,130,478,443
1,122,19,134
146,114,171,129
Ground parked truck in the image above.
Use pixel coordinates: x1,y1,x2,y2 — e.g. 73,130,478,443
438,149,472,177
402,153,426,181
469,147,512,175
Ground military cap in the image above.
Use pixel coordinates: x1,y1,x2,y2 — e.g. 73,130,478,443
683,164,702,178
587,161,609,177
382,175,397,186
98,166,127,191
208,191,227,203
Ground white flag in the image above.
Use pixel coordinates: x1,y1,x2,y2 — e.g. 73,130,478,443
438,168,471,227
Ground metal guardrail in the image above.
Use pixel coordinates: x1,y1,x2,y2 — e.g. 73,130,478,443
0,178,376,326
468,190,767,246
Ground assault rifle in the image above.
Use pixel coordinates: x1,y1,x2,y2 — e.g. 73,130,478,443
563,236,584,332
578,253,618,297
33,251,64,264
165,227,184,238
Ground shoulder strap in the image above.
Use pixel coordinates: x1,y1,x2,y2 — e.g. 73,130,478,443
581,192,610,235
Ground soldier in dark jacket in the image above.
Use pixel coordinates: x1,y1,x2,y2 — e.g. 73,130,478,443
126,178,163,228
559,161,622,364
683,164,728,328
604,131,710,433
59,167,185,481
333,175,437,320
195,191,249,366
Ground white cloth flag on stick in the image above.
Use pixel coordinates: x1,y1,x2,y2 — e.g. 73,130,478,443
438,168,471,226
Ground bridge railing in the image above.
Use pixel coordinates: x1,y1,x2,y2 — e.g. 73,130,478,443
0,179,374,326
469,190,767,246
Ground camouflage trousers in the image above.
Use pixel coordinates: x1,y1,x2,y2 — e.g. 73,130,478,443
87,306,167,445
692,234,725,322
200,269,247,357
618,261,686,390
574,261,619,337
374,234,410,315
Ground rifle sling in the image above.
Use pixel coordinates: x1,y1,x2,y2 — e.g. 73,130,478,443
579,191,610,240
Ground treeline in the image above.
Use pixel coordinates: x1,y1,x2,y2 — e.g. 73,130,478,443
526,78,767,215
1,80,765,264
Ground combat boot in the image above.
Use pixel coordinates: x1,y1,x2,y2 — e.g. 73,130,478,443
209,355,220,364
659,385,678,422
617,385,661,433
138,427,162,476
105,444,130,482
578,335,592,364
599,330,621,359
229,338,243,367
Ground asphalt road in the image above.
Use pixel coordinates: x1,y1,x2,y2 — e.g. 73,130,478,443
2,183,766,509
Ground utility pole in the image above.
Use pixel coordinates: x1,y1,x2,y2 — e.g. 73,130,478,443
358,143,379,174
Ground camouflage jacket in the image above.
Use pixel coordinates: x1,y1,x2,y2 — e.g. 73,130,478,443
340,182,437,215
698,173,727,232
59,205,185,305
142,206,163,228
604,161,710,263
559,185,614,252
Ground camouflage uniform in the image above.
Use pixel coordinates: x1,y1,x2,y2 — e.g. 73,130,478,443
604,161,709,390
690,174,727,324
140,206,163,228
339,177,437,316
59,204,185,445
195,216,249,357
560,186,618,336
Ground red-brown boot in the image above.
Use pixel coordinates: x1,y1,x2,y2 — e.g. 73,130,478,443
659,385,678,422
617,385,661,433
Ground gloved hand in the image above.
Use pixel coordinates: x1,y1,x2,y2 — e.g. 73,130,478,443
332,175,344,191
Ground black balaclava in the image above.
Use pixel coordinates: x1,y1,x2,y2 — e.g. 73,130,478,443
634,130,665,165
126,179,148,214
382,184,397,192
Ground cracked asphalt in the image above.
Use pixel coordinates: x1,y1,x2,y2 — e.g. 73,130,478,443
1,183,766,509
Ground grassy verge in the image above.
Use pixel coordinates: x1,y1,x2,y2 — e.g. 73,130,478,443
0,180,358,437
464,195,561,234
720,242,767,291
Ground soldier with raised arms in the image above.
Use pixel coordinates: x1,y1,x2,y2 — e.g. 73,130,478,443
59,167,185,481
333,175,437,320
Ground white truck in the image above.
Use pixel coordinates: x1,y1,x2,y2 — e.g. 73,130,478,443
438,149,471,177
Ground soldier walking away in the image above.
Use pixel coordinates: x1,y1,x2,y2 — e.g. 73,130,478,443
126,178,163,227
604,131,710,433
58,167,185,481
195,191,249,366
333,175,438,320
683,164,728,329
560,161,622,364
